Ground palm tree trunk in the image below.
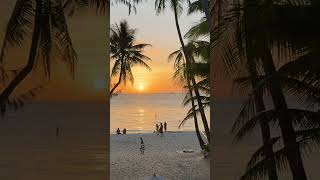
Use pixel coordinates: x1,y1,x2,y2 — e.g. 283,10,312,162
253,89,278,180
110,75,121,95
187,78,205,148
110,56,124,95
0,2,41,107
173,3,210,143
260,47,307,180
245,36,278,180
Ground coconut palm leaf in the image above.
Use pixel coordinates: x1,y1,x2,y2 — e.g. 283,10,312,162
297,128,320,155
231,95,257,133
243,127,320,180
0,0,34,64
233,110,278,143
36,0,54,79
155,0,184,16
279,76,320,105
51,0,77,78
240,147,287,180
63,0,109,13
183,94,209,107
184,17,209,40
247,137,281,168
187,0,200,14
180,103,210,127
286,109,320,129
112,0,144,14
0,0,34,82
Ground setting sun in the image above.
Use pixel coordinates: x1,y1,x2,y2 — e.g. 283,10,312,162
138,84,144,91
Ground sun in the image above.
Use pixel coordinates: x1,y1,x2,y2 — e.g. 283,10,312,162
138,84,144,91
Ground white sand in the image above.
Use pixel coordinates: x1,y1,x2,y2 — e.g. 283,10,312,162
111,131,209,180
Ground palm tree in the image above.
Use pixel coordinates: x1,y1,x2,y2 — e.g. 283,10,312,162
249,4,308,179
155,0,210,143
169,41,208,149
222,32,279,180
219,0,320,179
0,0,108,112
221,24,320,179
0,0,75,112
217,7,279,178
229,57,320,180
110,20,151,95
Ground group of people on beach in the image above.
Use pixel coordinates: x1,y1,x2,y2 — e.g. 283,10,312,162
116,128,126,134
155,122,167,137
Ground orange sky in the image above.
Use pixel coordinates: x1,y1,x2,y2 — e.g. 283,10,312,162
110,2,203,94
110,44,184,94
0,1,204,101
0,2,108,101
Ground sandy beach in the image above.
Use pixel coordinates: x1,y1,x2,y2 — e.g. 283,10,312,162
111,131,209,180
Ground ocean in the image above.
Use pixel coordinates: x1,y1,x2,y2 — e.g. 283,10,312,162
0,102,108,180
110,93,210,134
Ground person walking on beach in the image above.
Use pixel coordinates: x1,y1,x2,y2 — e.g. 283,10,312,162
123,128,127,134
156,124,159,135
159,123,164,137
116,128,121,134
140,137,145,154
164,122,167,132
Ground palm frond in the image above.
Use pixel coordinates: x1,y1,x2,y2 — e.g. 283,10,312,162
233,109,277,143
112,0,143,14
0,0,34,64
246,137,280,169
52,0,77,78
36,0,54,78
240,148,287,180
184,17,209,40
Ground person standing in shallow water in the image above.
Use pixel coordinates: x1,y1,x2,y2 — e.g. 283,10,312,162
156,124,159,135
164,122,167,132
159,123,164,137
140,137,145,154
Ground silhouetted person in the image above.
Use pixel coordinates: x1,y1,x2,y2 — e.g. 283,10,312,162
156,124,159,135
164,122,167,132
140,137,145,154
123,128,127,134
56,127,60,136
159,123,164,137
116,128,121,134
